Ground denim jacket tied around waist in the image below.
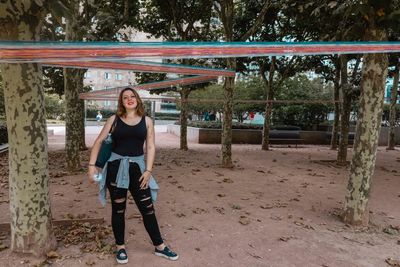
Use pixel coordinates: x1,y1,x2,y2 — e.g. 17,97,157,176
98,152,159,207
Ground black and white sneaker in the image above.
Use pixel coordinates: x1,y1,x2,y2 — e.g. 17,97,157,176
155,246,179,261
116,248,128,264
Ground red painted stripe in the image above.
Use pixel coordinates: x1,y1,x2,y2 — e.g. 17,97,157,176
79,76,216,99
48,61,234,77
2,44,400,61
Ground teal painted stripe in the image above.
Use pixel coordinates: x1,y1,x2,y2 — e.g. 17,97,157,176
1,41,400,47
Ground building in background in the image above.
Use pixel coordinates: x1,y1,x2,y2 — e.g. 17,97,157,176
384,76,400,105
83,30,179,114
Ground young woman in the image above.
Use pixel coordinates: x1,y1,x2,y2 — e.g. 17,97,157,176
88,88,178,264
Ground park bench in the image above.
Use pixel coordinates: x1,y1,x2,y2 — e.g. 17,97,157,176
269,138,304,147
0,143,8,154
269,129,303,147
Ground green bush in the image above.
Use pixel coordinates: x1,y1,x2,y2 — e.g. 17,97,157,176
45,94,65,119
179,121,301,130
155,112,180,120
181,121,260,129
85,109,180,120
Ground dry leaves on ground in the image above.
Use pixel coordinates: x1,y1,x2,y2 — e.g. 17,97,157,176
54,222,113,254
386,258,400,267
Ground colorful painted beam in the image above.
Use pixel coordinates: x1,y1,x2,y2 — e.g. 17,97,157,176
46,60,235,77
82,95,340,104
79,75,216,100
2,42,400,63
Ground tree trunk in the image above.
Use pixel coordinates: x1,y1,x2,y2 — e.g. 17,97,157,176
179,88,190,151
330,60,341,150
0,1,56,255
343,28,389,225
387,63,399,150
221,58,236,167
261,57,276,150
76,70,87,151
64,2,85,169
219,0,235,168
64,68,83,171
337,55,351,165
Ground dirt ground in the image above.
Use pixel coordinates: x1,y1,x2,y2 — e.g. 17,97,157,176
0,132,399,267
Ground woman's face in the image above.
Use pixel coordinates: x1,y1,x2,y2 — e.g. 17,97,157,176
122,90,137,110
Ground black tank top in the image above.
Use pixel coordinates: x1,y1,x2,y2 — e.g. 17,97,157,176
112,116,147,157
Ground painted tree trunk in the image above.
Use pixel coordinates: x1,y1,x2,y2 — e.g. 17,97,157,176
261,57,276,150
387,64,399,150
337,56,351,165
330,62,341,150
0,1,56,255
343,30,389,225
179,88,190,151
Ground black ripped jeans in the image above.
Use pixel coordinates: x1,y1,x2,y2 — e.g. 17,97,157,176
106,160,163,246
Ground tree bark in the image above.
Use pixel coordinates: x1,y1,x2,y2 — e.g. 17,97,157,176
387,63,399,150
0,1,56,255
330,60,341,150
64,68,83,171
64,1,86,169
221,58,236,167
261,57,276,150
76,70,87,151
179,88,190,151
337,55,351,165
343,28,389,225
219,0,235,168
217,0,268,166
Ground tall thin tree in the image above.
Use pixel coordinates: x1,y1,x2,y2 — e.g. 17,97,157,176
387,60,399,150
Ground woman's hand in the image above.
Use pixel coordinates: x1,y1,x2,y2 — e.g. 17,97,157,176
139,170,152,189
87,165,98,183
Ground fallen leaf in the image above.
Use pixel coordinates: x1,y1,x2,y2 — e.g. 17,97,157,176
85,259,96,266
386,258,400,267
46,250,60,259
279,236,295,242
239,216,250,225
231,204,241,210
0,243,8,251
192,208,207,214
260,204,273,209
222,178,233,183
270,216,282,221
383,225,399,235
214,207,225,214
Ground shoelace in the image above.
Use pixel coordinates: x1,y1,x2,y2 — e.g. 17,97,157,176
118,250,127,258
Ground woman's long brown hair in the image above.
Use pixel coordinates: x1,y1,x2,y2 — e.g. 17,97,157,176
116,88,145,117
